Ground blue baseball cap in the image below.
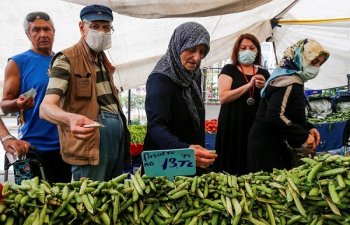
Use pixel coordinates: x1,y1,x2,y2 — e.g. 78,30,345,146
80,4,113,22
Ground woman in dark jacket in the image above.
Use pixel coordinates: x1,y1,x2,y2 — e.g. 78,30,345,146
247,38,330,172
143,22,217,171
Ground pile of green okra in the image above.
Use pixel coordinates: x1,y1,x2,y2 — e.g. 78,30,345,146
1,153,349,225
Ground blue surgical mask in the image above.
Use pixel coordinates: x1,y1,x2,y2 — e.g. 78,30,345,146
238,50,257,65
299,65,320,82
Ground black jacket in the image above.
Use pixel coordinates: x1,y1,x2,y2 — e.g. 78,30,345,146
143,73,205,150
247,82,313,172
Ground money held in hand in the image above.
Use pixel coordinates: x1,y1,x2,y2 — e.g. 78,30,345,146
83,123,105,128
21,88,37,98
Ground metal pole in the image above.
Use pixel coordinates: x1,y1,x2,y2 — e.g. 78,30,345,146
128,89,131,125
202,68,207,101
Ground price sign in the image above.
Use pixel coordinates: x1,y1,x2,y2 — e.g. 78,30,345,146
141,148,196,181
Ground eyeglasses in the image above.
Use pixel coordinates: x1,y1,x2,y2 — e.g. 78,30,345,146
85,22,114,34
26,12,50,22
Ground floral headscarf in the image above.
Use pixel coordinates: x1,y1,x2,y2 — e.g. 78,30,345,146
261,38,330,97
151,22,210,131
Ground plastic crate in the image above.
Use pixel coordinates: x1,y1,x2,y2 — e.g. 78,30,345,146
205,133,216,150
336,90,350,97
304,89,322,97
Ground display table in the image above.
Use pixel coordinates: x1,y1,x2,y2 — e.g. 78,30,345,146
314,121,346,152
205,121,347,153
205,133,216,150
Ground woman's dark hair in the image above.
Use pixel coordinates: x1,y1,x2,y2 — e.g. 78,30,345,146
231,33,262,66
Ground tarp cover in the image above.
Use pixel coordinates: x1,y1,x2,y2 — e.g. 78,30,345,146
63,0,272,18
0,0,293,90
1,0,350,91
272,0,350,90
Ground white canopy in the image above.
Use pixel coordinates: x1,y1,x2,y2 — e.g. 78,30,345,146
1,0,349,91
1,0,293,90
63,0,272,18
271,0,350,90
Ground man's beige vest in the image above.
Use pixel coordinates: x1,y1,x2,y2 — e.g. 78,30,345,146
51,39,130,166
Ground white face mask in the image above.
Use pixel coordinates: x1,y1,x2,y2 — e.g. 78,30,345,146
85,29,112,52
300,65,320,82
238,49,257,65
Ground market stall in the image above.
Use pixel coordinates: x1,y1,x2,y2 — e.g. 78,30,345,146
307,90,350,153
203,88,350,154
204,119,218,150
204,120,348,153
0,154,349,224
314,121,346,152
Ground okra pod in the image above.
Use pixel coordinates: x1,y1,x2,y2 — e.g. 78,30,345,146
81,193,94,214
172,208,184,223
170,190,188,199
202,199,225,210
100,211,111,225
318,167,348,177
266,203,276,225
307,162,323,183
79,179,88,195
111,173,129,186
130,174,144,196
329,180,341,205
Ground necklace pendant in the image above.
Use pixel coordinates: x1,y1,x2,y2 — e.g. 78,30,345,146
247,97,255,106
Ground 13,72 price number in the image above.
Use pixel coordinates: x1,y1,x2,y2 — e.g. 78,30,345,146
162,158,194,170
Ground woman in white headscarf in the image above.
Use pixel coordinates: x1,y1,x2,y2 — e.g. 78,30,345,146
247,38,330,172
143,22,217,172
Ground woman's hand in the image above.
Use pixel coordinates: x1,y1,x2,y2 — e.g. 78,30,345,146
254,74,266,89
190,145,217,168
248,76,256,88
303,133,317,154
309,128,320,146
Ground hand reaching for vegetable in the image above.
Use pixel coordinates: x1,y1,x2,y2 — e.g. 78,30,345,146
303,133,316,154
309,128,320,146
190,145,217,168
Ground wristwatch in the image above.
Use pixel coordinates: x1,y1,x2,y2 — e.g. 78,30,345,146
1,135,16,143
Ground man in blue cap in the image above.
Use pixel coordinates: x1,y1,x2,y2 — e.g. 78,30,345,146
40,4,130,181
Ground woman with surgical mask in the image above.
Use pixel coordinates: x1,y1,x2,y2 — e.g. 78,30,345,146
247,39,330,172
213,34,270,175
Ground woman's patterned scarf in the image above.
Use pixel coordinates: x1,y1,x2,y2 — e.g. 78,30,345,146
261,38,329,97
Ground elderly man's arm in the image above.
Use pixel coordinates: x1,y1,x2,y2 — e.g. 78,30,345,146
40,94,97,140
1,60,34,113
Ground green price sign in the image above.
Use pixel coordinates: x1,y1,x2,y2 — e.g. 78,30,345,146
141,148,196,180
